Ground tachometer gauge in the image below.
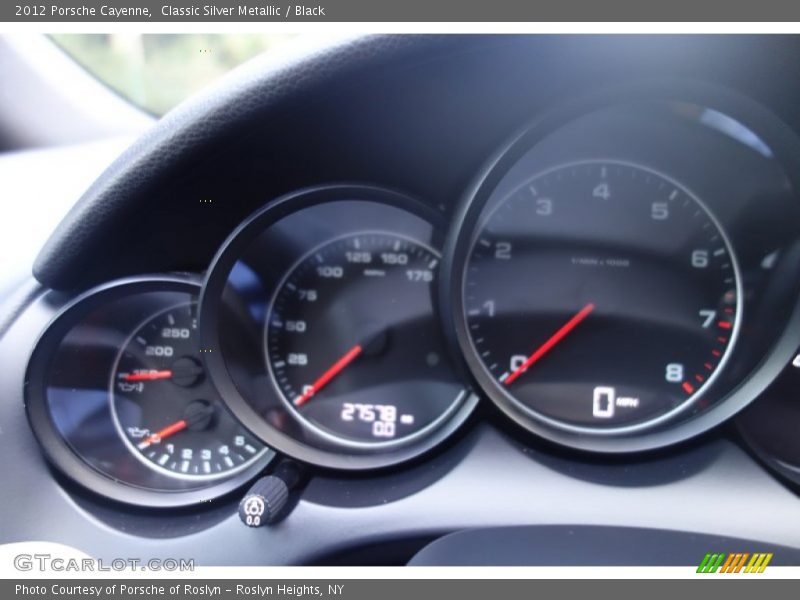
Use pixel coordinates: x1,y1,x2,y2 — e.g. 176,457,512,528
266,232,463,448
460,161,742,432
444,91,800,453
111,302,266,480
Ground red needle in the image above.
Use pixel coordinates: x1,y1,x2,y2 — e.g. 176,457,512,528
122,370,173,382
294,344,363,407
503,302,595,386
137,419,187,449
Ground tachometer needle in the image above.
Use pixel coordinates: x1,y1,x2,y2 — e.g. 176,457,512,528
137,419,187,449
503,302,595,386
294,344,363,407
121,370,173,382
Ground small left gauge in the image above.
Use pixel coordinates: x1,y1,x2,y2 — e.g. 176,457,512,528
112,303,263,480
25,277,273,507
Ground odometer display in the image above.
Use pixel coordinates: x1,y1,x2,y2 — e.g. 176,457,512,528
266,232,465,447
462,161,742,432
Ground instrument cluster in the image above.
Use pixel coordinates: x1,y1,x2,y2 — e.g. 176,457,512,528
24,83,800,506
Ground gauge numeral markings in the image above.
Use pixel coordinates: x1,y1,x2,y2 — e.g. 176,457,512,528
462,161,741,429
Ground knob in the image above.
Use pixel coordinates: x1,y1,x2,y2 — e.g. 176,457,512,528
238,460,304,527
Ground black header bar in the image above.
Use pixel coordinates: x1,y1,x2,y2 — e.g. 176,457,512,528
5,0,800,22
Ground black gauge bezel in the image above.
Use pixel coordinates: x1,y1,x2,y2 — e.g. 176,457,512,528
199,184,478,470
24,275,275,508
441,80,800,453
736,349,800,490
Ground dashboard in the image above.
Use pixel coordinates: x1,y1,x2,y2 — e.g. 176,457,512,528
3,35,800,565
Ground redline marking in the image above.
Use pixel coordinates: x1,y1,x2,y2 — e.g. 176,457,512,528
718,321,733,330
712,350,722,357
704,362,713,370
682,382,695,394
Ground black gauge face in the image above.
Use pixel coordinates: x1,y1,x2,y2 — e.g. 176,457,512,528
462,161,742,432
112,303,266,479
266,231,466,447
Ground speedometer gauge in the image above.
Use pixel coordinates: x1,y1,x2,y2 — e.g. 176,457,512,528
266,232,462,447
200,186,477,470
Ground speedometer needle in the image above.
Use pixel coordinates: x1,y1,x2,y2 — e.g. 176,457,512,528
503,302,595,386
294,344,363,407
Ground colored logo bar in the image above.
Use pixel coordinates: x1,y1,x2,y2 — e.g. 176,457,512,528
697,552,773,573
